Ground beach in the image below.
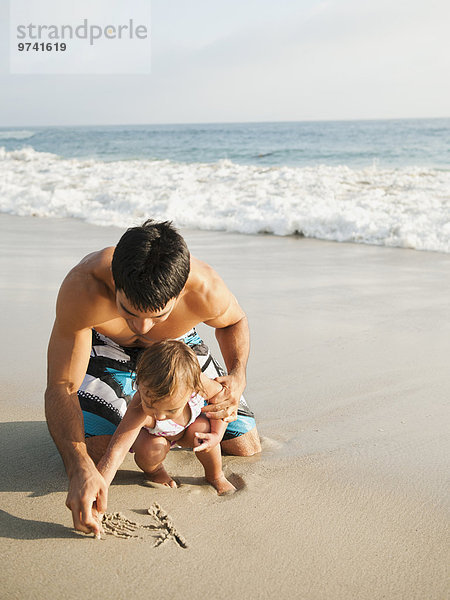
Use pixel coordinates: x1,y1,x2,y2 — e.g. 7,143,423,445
1,212,449,599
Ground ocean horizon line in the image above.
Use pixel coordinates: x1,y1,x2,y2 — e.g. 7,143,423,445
1,115,450,130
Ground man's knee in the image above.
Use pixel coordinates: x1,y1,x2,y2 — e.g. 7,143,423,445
221,428,261,457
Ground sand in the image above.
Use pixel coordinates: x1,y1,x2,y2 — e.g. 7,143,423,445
0,213,449,599
101,504,188,547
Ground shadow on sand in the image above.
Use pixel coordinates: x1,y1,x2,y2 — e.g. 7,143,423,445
0,421,67,496
0,421,87,540
0,509,81,540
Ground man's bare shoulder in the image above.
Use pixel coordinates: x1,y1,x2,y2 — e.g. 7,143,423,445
56,247,117,330
185,256,235,321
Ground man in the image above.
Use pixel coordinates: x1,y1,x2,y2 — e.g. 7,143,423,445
45,220,260,536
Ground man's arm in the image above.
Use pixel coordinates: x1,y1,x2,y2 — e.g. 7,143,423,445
45,323,107,535
215,314,249,395
45,274,108,535
201,276,250,422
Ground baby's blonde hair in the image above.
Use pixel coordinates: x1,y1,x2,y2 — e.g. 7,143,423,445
136,339,205,405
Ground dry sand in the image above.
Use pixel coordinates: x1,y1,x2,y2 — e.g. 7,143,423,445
1,214,449,599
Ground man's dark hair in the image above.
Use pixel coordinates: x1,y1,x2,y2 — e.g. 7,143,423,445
112,220,190,312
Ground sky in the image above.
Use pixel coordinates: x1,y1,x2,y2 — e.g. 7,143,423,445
0,0,449,126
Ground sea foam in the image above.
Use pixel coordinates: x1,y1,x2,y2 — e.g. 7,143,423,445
0,130,36,140
0,147,449,253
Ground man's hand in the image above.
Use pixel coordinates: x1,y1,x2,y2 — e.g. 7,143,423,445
65,462,107,536
202,375,244,423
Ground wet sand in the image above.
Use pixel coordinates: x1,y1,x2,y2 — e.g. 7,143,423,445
1,214,449,599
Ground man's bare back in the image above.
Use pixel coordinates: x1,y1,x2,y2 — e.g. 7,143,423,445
61,246,237,346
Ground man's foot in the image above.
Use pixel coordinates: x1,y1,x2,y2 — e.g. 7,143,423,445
142,464,177,489
207,474,236,496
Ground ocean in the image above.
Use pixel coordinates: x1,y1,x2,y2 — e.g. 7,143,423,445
0,119,449,252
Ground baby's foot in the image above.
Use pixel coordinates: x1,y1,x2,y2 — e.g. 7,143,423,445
143,464,177,489
207,474,236,496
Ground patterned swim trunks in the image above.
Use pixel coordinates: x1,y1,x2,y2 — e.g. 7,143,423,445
78,328,256,440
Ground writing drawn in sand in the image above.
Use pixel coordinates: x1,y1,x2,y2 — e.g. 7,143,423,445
100,502,188,548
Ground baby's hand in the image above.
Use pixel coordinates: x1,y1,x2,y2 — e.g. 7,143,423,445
193,432,220,453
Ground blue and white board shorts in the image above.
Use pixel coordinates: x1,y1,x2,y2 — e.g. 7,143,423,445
78,328,256,440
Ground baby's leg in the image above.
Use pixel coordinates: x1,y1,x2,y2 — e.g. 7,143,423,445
179,415,236,496
132,429,176,488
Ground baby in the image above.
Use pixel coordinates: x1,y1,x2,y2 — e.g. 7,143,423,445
97,339,236,496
